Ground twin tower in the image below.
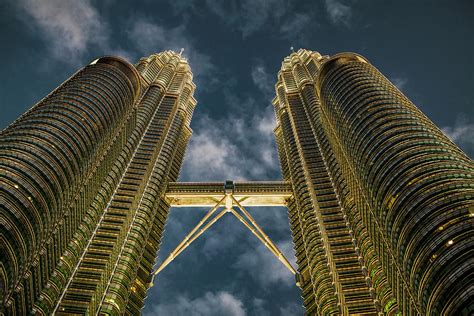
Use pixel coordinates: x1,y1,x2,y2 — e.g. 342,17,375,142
0,50,473,315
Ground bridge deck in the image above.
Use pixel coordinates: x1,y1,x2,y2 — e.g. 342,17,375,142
165,181,293,207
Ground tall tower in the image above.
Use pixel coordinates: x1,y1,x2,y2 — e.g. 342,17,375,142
1,48,473,316
0,51,196,315
274,49,473,315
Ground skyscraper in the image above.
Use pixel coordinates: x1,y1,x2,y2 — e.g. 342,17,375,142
1,48,473,316
274,49,473,315
0,51,196,315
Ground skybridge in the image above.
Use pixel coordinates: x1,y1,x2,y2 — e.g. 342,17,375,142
152,180,300,285
165,180,293,207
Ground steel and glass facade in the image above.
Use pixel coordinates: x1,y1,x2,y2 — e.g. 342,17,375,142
1,47,473,315
0,51,196,315
274,49,474,315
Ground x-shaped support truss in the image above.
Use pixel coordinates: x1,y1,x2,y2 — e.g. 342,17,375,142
152,193,297,284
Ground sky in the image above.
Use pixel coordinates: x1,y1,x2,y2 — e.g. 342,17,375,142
0,0,473,315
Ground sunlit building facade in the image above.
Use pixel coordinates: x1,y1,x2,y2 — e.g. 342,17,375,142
1,47,473,316
273,49,474,315
0,51,196,315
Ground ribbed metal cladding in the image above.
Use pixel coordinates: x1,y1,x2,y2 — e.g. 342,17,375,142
97,53,195,316
275,51,381,316
38,51,196,316
275,49,473,316
0,56,140,315
317,53,474,315
0,52,197,315
278,109,340,315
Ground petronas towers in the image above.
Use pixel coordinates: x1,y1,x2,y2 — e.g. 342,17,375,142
1,53,196,315
1,49,473,315
273,50,473,315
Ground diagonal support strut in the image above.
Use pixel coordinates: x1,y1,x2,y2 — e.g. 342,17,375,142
152,193,297,284
230,197,297,275
152,196,227,282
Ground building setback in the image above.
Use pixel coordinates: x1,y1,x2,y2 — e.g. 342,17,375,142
274,49,473,315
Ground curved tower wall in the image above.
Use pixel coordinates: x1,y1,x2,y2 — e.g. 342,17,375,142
0,57,140,315
274,49,473,315
2,47,472,315
0,51,196,315
318,53,473,315
274,50,383,315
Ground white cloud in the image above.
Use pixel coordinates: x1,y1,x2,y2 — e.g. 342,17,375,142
204,0,289,37
441,116,474,157
251,64,278,166
279,302,304,315
280,13,312,41
187,134,238,177
250,207,293,236
144,291,246,316
252,298,271,316
258,114,276,136
325,0,352,26
391,77,408,91
180,94,278,182
251,63,275,99
127,19,215,86
167,0,197,13
181,115,248,181
169,0,311,39
233,240,297,287
239,0,288,37
17,0,108,63
128,20,184,55
197,205,291,257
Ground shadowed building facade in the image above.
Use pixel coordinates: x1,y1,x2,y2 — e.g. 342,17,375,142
0,51,196,315
273,49,473,315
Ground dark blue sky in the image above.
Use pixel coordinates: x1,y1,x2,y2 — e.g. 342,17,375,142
1,0,473,315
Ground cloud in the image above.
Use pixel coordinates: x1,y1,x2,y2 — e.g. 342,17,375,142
252,298,271,316
441,115,474,157
251,63,275,99
233,240,297,287
279,302,304,315
200,205,292,259
168,0,312,40
238,0,288,37
180,115,247,181
204,0,289,37
391,77,408,91
17,0,108,63
167,0,198,14
325,0,352,26
128,20,184,55
251,64,278,165
144,291,246,316
127,19,216,86
180,93,278,182
280,13,312,42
